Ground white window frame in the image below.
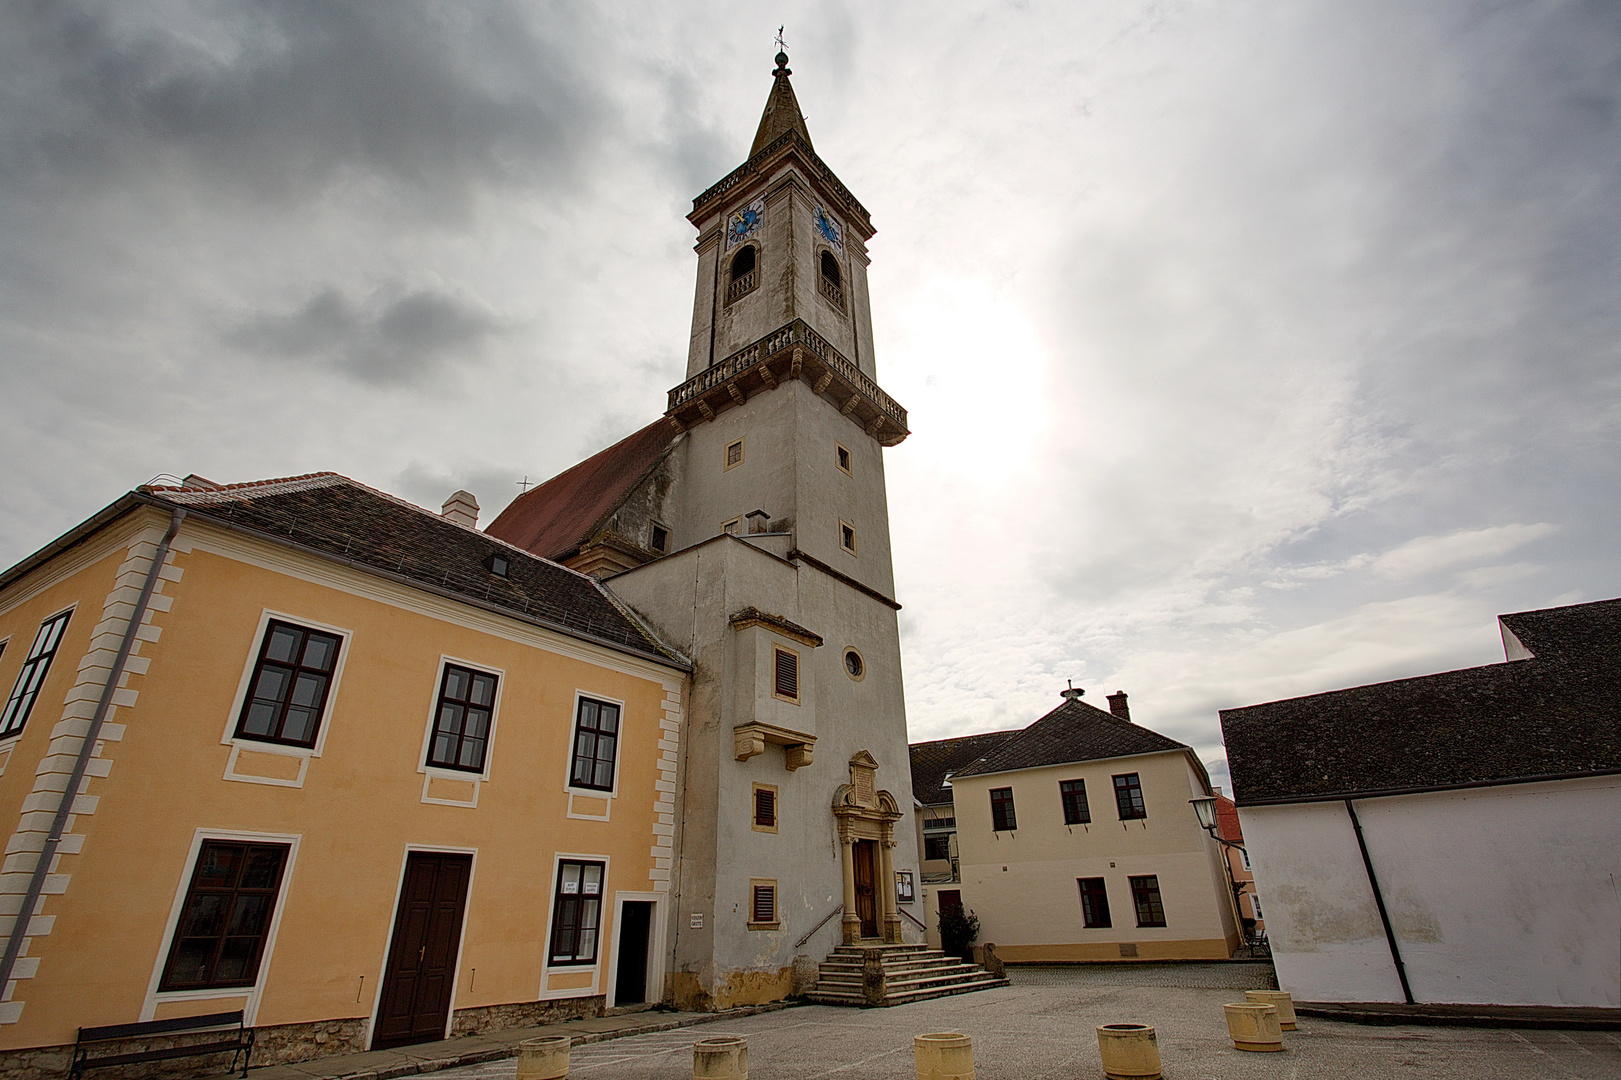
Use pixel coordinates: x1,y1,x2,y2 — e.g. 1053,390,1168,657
539,851,613,999
417,654,506,784
141,828,302,1024
220,610,353,788
0,603,76,747
562,689,627,799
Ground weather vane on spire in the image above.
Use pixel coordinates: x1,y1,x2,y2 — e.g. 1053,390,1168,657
775,25,787,53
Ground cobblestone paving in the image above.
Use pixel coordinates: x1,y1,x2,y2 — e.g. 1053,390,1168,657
429,983,1619,1080
1006,961,1278,990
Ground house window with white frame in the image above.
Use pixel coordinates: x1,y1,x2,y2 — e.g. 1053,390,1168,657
0,609,72,740
570,697,620,790
548,860,605,964
159,840,290,990
426,663,498,772
234,620,341,749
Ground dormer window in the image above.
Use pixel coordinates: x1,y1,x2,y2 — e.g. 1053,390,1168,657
726,245,759,305
819,251,843,310
485,553,510,577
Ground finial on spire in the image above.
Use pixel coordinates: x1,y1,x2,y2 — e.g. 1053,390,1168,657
750,27,812,156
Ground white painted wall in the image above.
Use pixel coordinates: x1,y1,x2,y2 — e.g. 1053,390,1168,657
1240,775,1621,1007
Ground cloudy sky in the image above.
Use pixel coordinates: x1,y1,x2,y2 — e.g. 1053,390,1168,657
3,1,1617,789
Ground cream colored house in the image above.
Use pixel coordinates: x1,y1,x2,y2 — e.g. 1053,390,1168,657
931,689,1240,963
0,474,686,1069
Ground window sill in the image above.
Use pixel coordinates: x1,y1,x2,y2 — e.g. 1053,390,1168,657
746,921,780,931
223,742,312,788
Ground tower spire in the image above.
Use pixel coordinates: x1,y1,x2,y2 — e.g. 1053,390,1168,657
750,47,813,157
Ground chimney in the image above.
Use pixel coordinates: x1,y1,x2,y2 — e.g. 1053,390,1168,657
441,490,480,529
1059,681,1084,704
1107,691,1130,722
745,509,771,534
180,474,223,491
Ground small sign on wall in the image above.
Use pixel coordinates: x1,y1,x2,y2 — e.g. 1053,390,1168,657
896,871,915,904
690,912,704,929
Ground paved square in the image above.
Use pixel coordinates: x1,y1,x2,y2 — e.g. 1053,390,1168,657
432,967,1617,1080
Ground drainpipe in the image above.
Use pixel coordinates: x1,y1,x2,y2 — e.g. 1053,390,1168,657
0,507,186,995
1344,798,1414,1004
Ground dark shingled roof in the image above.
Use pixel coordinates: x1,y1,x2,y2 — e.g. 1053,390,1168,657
909,730,1020,806
952,696,1190,779
140,473,683,667
1221,598,1621,806
1499,597,1621,669
486,418,680,562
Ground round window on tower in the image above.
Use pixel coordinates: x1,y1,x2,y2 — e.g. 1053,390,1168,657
843,648,865,681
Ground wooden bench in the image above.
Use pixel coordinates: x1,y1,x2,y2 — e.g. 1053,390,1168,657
71,1010,253,1080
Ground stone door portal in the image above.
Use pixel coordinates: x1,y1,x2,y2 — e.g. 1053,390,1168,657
834,751,905,945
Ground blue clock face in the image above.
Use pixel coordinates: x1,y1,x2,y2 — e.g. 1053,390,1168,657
727,198,765,249
814,206,843,253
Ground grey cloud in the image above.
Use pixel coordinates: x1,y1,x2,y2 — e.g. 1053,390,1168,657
0,1,615,211
229,286,502,384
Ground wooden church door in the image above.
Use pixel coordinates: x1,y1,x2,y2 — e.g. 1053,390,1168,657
854,840,878,938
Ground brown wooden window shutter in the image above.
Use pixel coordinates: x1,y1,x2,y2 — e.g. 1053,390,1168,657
755,787,776,827
752,884,776,923
774,649,798,699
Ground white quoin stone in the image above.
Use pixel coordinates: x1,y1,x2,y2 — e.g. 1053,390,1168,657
441,490,480,528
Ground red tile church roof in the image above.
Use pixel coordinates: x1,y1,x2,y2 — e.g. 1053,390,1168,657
486,418,680,561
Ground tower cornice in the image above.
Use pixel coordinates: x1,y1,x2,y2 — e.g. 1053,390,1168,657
690,129,872,238
666,318,908,447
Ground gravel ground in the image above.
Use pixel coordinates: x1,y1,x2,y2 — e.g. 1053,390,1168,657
428,980,1619,1080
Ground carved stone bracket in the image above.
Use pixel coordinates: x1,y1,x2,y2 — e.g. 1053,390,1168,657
734,721,816,771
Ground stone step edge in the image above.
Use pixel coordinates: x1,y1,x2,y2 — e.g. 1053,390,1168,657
816,971,995,989
805,979,1010,1007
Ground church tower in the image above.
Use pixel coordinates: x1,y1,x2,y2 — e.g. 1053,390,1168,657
488,51,920,1010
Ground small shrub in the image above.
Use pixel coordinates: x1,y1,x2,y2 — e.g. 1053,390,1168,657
939,906,980,962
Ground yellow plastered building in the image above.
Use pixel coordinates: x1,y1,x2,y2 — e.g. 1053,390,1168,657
0,473,688,1067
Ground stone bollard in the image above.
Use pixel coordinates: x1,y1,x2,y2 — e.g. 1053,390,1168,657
979,943,1005,980
915,1033,974,1080
1244,989,1297,1030
1223,1003,1283,1052
1095,1024,1161,1080
515,1036,571,1080
693,1036,748,1080
863,949,889,1007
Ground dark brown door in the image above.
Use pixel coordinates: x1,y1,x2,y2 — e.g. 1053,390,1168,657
854,840,878,938
373,853,471,1049
613,901,653,1004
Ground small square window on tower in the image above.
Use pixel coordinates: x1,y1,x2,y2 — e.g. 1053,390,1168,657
835,442,852,475
650,524,669,552
748,879,779,929
772,646,800,703
752,782,779,833
839,519,857,556
721,517,742,536
725,438,745,471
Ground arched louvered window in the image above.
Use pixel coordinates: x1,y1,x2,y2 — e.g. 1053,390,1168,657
819,250,844,309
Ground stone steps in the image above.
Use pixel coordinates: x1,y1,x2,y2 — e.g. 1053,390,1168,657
805,944,1008,1007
